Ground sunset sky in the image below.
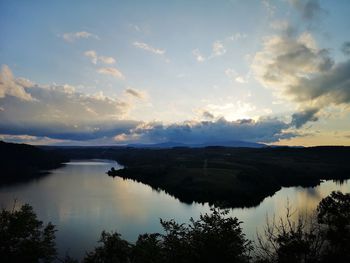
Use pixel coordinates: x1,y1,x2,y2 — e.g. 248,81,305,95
1,0,349,146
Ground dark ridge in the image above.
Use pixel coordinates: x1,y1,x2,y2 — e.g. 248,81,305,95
49,145,350,208
0,141,69,185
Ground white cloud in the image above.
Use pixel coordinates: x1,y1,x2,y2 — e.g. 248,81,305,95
84,50,116,65
84,50,98,64
205,101,256,121
0,65,34,101
228,32,248,41
192,49,205,62
97,67,125,79
0,65,138,141
133,41,165,55
211,41,226,57
98,56,116,64
193,40,227,62
62,31,99,42
225,68,248,84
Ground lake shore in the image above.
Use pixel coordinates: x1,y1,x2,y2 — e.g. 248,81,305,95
105,146,350,208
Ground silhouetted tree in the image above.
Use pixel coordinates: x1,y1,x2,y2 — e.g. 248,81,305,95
0,203,57,263
84,208,251,263
84,231,132,263
317,191,350,262
255,205,324,263
131,233,163,263
185,208,252,263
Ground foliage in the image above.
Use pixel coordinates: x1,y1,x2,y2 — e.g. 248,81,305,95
255,192,350,263
131,233,163,263
0,203,57,263
1,191,350,262
84,231,132,263
103,146,350,209
317,191,350,262
255,206,324,263
84,208,251,263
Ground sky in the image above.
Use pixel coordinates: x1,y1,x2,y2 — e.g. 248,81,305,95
0,0,349,146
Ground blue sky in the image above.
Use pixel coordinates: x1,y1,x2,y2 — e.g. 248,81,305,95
1,0,350,146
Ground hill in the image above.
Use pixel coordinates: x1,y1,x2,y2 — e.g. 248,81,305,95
0,141,69,185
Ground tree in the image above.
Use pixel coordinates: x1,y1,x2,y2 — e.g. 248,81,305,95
317,191,350,262
132,233,163,263
160,208,252,263
0,203,57,263
255,206,324,263
84,231,132,263
84,208,251,263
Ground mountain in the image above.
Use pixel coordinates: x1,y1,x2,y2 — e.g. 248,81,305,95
127,141,266,149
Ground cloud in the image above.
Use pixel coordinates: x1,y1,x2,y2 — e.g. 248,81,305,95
262,0,276,16
99,56,116,64
0,65,137,141
125,88,146,99
84,50,98,64
288,0,325,22
193,40,227,62
225,68,248,84
192,49,205,62
287,60,350,106
252,32,333,95
122,117,293,144
84,50,116,65
211,41,226,57
252,29,350,127
62,31,99,42
97,67,125,79
291,108,319,128
133,41,165,55
0,134,67,145
0,65,33,101
228,33,248,41
342,41,350,56
202,111,215,120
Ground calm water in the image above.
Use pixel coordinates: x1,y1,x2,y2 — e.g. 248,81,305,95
0,159,349,259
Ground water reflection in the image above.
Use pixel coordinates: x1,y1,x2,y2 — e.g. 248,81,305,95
0,160,349,259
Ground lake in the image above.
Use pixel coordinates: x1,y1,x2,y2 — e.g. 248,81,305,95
0,159,349,260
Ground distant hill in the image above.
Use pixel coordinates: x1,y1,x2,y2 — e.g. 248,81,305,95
105,146,350,208
0,141,69,185
127,140,265,149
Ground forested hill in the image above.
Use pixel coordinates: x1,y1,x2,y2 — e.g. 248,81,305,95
0,141,68,185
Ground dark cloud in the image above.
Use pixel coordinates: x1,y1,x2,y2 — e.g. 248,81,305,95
0,65,139,141
253,30,350,128
201,111,215,120
287,60,350,105
0,65,298,145
291,108,319,128
129,117,293,144
125,88,145,99
289,0,326,22
255,33,334,87
0,119,139,141
342,42,350,56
